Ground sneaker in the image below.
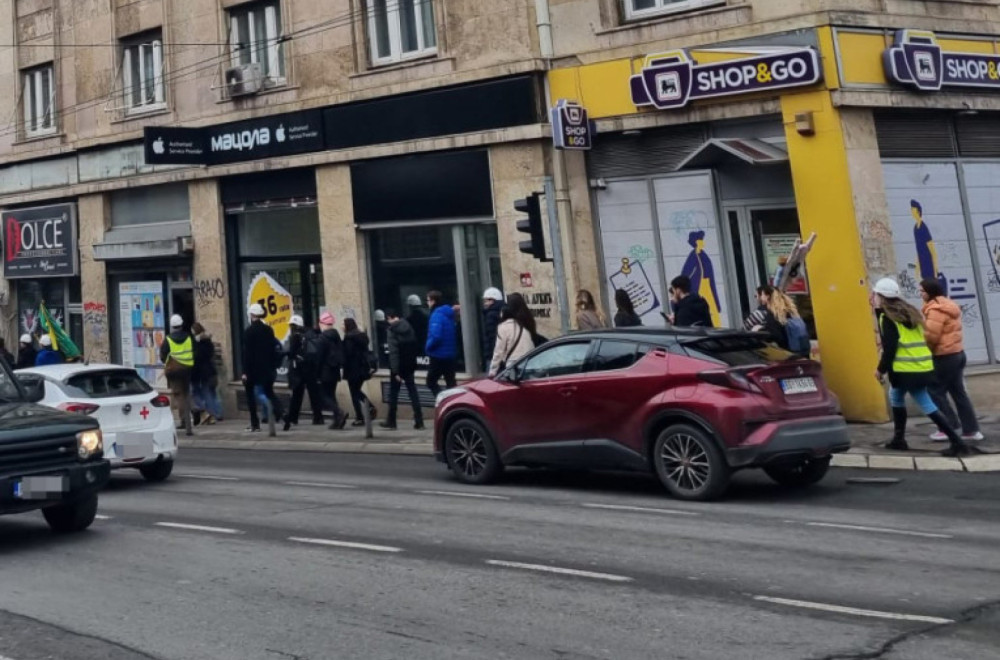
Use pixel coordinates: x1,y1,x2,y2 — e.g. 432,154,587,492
245,426,261,433
963,432,984,441
203,415,217,426
351,419,365,427
929,431,949,442
884,440,910,451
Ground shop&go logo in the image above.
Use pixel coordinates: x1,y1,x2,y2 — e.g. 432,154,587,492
884,30,1000,92
630,47,821,111
246,272,294,342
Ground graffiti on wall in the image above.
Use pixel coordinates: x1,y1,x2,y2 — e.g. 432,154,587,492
194,277,226,309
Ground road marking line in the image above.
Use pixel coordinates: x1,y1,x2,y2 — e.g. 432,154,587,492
791,521,953,539
752,596,954,625
416,490,510,501
155,522,242,535
94,514,112,520
176,474,239,482
288,537,403,553
485,560,633,583
582,503,700,517
285,481,359,489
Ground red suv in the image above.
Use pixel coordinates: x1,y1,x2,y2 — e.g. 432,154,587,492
433,328,850,501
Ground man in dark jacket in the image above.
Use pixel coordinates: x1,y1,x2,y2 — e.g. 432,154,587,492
241,303,285,433
283,315,326,431
381,310,423,430
406,295,429,353
668,275,714,328
160,314,195,436
15,334,36,370
317,311,348,430
0,338,15,368
480,287,504,372
425,290,458,397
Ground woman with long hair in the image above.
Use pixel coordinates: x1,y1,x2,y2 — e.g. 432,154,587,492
489,293,536,377
613,289,642,328
872,278,970,457
743,285,799,351
342,317,377,427
575,289,607,330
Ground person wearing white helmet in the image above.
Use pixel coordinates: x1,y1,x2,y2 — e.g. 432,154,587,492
872,277,971,457
15,333,36,370
34,334,64,367
481,287,504,370
159,314,195,436
283,314,325,431
406,294,429,351
241,302,286,432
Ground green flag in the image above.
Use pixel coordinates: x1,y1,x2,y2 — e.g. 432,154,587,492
39,302,81,360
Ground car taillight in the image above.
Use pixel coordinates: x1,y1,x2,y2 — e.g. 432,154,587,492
698,370,762,394
150,394,171,408
58,402,101,415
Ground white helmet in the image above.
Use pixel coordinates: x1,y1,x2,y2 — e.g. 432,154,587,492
249,303,265,317
170,314,184,328
483,287,504,302
290,314,304,327
406,294,422,307
873,278,901,299
39,335,52,347
19,334,31,344
374,309,386,322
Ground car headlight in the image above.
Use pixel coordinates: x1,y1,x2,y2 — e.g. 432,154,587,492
435,387,468,407
77,429,103,460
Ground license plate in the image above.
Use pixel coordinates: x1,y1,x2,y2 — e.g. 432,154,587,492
781,377,817,394
120,439,155,460
13,476,67,500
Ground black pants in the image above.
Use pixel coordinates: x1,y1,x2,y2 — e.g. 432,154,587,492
426,357,457,397
388,372,423,425
346,377,372,419
244,379,283,430
320,380,346,418
287,375,324,425
929,351,979,434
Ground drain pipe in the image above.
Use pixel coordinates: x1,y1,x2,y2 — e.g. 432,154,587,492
535,0,553,58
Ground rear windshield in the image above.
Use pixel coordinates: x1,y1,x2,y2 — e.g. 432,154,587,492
681,336,798,367
65,370,153,399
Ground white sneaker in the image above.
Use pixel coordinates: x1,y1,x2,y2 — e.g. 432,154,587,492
929,431,949,442
963,432,984,441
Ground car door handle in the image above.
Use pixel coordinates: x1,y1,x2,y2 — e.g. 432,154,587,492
558,386,577,397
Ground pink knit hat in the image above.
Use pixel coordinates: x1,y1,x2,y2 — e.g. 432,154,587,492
319,311,335,326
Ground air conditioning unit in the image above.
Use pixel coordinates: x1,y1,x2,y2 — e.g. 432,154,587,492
224,63,264,97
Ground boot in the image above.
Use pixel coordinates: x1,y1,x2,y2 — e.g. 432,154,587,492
884,407,910,450
929,411,971,457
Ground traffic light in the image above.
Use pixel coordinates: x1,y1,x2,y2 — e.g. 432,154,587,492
515,193,546,261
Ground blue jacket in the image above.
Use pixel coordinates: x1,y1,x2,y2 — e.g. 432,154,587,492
425,305,458,359
35,348,64,366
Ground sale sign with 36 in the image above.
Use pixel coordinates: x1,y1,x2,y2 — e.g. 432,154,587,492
247,272,294,342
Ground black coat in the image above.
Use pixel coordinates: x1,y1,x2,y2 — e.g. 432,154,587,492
614,311,642,328
15,346,36,370
342,330,371,382
673,294,713,328
192,335,218,385
242,321,279,384
388,319,418,376
319,328,343,384
481,302,503,367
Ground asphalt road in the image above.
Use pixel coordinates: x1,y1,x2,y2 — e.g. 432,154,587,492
1,450,999,660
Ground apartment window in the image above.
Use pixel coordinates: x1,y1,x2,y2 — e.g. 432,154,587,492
625,0,724,20
122,33,165,114
230,0,285,81
22,65,55,138
367,0,437,66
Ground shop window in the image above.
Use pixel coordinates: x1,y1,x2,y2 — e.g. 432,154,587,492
17,279,83,352
237,207,320,257
22,64,56,138
367,0,437,66
624,0,724,21
122,31,165,114
111,183,190,227
229,0,285,82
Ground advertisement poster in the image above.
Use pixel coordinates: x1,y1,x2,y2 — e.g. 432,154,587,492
119,282,166,387
762,234,809,295
246,272,294,342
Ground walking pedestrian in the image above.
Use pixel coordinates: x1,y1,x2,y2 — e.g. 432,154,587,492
613,289,642,328
35,335,64,366
872,278,971,457
743,285,810,355
343,317,377,427
920,278,983,442
667,275,713,327
406,294,429,352
374,309,389,368
575,289,607,330
481,287,504,371
191,322,223,426
241,303,286,433
160,314,195,436
489,293,536,377
425,290,458,397
0,338,14,368
15,334,36,370
381,309,424,430
317,311,348,430
283,315,326,431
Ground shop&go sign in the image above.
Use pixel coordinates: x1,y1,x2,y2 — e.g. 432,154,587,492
884,30,1000,92
246,272,294,342
2,203,79,279
550,100,593,150
630,47,822,111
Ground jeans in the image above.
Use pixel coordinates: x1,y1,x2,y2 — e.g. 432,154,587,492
426,357,457,397
192,381,223,420
929,352,980,434
387,372,423,425
245,379,283,430
889,386,937,414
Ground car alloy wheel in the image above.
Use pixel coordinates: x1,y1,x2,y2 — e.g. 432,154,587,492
444,419,501,485
653,424,729,501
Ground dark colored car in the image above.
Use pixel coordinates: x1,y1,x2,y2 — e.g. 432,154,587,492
1,359,110,532
433,328,849,501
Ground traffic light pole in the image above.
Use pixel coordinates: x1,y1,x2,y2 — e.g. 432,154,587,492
544,176,570,334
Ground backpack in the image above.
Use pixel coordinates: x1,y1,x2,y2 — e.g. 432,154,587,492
785,317,811,357
302,331,324,362
325,333,344,371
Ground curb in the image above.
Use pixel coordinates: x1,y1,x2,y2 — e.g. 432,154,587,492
831,452,1000,473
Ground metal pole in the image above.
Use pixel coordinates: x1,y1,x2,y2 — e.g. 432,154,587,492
544,176,570,334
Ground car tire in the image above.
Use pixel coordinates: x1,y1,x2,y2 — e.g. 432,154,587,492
764,457,831,488
444,419,502,485
139,460,174,482
652,424,730,501
42,494,98,533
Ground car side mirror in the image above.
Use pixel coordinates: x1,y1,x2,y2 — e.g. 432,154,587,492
500,366,522,385
16,376,44,403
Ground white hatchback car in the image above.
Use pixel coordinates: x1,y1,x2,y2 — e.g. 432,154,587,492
16,363,178,482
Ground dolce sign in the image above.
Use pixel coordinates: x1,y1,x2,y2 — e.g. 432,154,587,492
630,47,822,110
884,30,1000,92
2,203,79,279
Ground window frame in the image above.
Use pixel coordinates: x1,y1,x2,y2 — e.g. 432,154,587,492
228,0,285,83
122,33,165,116
586,339,647,374
516,341,593,383
22,64,56,138
623,0,725,21
366,0,438,67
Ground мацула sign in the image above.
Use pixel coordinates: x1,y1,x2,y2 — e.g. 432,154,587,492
2,203,79,279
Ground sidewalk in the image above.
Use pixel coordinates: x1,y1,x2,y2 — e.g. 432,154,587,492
178,416,1000,473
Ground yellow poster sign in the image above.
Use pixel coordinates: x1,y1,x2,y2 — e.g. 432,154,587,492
247,272,293,342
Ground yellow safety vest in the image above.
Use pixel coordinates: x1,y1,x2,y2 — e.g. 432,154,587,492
881,315,933,374
167,335,195,367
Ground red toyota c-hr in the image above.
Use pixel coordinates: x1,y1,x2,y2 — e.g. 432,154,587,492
433,328,850,501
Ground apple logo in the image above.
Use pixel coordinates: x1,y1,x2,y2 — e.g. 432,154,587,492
152,137,165,155
275,125,286,142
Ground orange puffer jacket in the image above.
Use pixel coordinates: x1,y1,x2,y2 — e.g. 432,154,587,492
922,297,964,356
